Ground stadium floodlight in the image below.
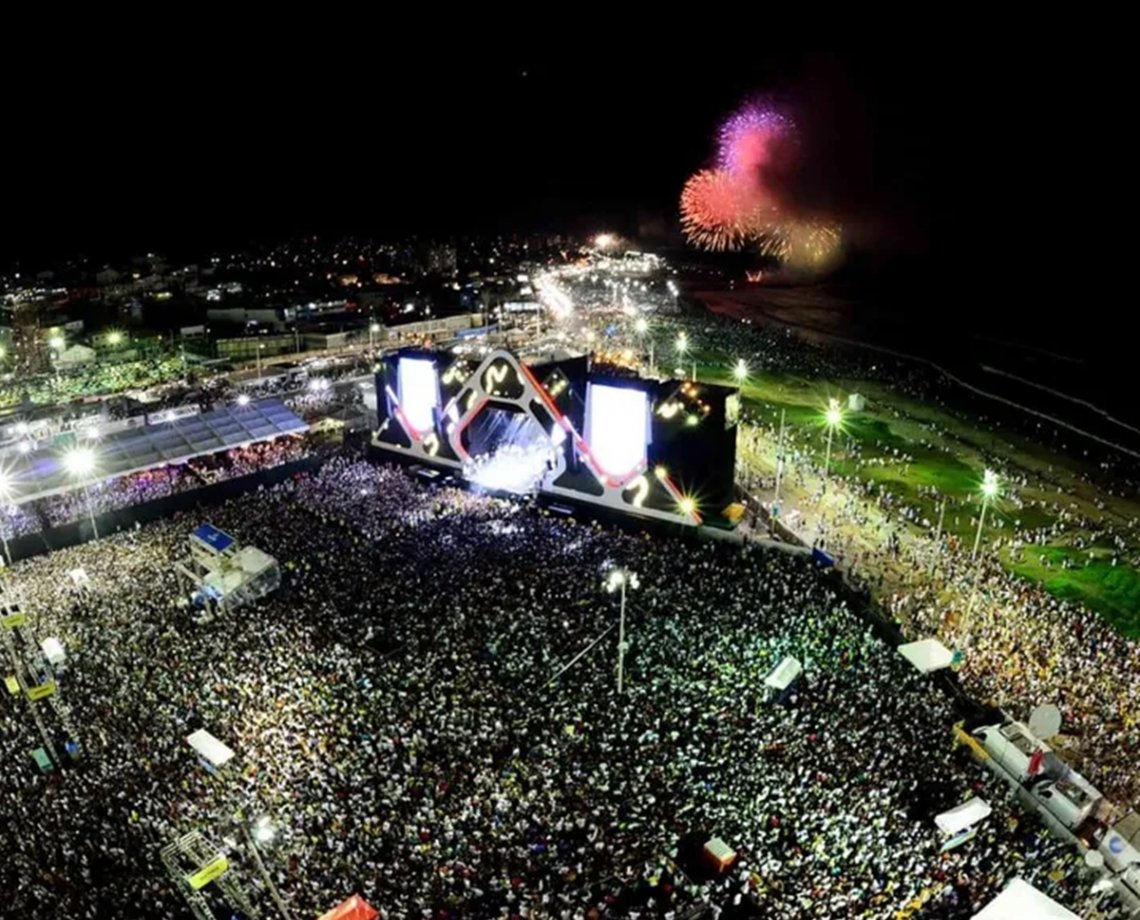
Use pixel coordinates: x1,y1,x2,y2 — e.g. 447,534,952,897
733,358,749,383
675,335,688,356
64,447,100,539
107,330,123,346
236,394,251,407
63,446,96,478
823,397,843,480
604,567,640,694
49,335,64,351
252,816,276,844
594,233,615,249
679,496,696,516
635,317,648,334
973,469,1001,560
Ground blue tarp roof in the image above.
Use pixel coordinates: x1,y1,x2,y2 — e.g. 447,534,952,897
191,523,236,554
3,399,307,503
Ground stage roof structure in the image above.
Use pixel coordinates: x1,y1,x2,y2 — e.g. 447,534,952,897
973,878,1080,919
3,399,306,503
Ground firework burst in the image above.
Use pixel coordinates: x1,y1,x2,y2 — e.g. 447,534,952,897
717,102,792,179
757,219,842,268
680,169,760,252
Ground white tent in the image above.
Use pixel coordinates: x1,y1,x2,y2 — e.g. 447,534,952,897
186,729,235,769
41,637,66,667
973,878,1081,919
935,797,992,835
898,638,954,674
764,656,802,691
57,344,97,366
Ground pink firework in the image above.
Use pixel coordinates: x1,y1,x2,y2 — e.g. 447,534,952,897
717,103,792,182
679,169,759,252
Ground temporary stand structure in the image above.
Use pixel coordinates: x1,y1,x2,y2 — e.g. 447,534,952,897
174,523,281,620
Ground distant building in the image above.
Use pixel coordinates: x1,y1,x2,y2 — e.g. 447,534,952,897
427,244,457,277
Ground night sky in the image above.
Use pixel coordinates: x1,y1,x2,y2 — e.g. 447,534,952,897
2,50,929,264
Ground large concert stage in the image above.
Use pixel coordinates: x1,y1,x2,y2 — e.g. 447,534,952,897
372,347,739,527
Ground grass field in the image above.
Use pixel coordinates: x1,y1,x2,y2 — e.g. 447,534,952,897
682,346,1140,636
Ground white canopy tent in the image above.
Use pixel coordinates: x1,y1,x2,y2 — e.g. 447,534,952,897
185,729,235,769
764,656,802,691
935,797,992,836
973,878,1081,919
898,638,954,674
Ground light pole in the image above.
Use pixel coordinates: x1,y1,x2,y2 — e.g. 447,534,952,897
64,446,99,540
972,469,1000,560
243,817,294,920
823,398,843,479
675,334,690,379
605,568,640,694
634,317,649,370
772,407,787,515
732,358,748,384
255,343,265,381
0,471,14,566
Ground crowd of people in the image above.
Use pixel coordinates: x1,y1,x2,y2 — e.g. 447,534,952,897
651,309,1140,814
1,435,315,542
0,355,186,411
0,456,1119,918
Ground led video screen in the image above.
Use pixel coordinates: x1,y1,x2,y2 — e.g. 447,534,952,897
584,383,649,481
397,357,439,435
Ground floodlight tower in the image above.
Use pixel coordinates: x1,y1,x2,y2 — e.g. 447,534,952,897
605,568,640,694
972,469,1000,560
63,446,100,539
823,398,843,479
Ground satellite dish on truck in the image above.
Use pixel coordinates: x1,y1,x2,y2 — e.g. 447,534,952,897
1029,703,1063,740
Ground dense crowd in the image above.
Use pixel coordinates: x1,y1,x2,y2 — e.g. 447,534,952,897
0,458,1117,918
0,356,186,410
654,309,1140,813
1,436,314,541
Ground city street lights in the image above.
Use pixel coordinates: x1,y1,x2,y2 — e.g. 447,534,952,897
605,568,640,694
823,398,843,478
64,446,100,539
972,469,1001,560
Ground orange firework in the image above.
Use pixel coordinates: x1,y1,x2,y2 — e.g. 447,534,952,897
680,169,761,252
